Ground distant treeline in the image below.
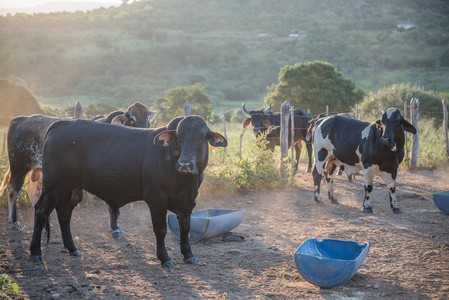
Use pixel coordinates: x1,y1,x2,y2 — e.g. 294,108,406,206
0,0,448,110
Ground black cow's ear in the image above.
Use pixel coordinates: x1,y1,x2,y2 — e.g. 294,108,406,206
402,118,417,134
207,132,228,147
154,130,177,146
375,119,382,125
242,118,251,129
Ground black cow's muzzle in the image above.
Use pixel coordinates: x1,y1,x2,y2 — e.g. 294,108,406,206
381,137,396,151
177,160,195,174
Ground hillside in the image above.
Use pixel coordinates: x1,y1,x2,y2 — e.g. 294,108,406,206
0,0,448,112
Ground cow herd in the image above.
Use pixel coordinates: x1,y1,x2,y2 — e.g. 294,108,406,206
0,101,415,267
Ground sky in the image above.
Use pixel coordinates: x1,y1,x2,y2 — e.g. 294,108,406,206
0,0,124,8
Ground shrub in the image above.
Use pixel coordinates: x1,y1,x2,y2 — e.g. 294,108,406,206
204,138,287,193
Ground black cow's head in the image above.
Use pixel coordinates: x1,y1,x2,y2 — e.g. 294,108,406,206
242,103,272,135
154,116,227,175
112,101,156,128
377,108,416,151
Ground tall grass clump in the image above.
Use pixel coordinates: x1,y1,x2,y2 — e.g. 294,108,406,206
410,118,449,169
204,140,287,193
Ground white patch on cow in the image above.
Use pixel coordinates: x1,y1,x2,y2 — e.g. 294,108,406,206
388,181,398,209
361,124,371,140
312,125,333,174
386,108,396,119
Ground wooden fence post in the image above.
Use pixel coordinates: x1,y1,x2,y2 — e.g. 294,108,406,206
239,128,246,156
326,105,329,117
290,105,295,176
184,101,191,116
2,133,6,155
410,98,420,169
221,109,227,158
404,101,409,168
356,104,359,119
280,100,291,178
74,101,83,119
443,98,448,156
379,105,383,118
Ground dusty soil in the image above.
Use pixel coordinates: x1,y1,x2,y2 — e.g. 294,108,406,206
1,165,449,300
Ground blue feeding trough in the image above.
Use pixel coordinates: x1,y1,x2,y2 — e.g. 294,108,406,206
433,191,449,214
167,209,245,242
294,238,370,288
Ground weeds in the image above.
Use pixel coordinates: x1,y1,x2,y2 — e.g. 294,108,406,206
0,274,20,300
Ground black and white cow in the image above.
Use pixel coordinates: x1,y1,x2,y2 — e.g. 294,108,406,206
29,116,227,268
311,108,416,213
242,103,313,172
0,102,155,235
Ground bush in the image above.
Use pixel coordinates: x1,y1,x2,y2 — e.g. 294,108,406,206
204,138,287,193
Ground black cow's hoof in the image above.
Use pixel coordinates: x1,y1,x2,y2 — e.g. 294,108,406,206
363,207,373,213
393,208,402,214
11,221,22,230
330,198,339,205
161,260,177,268
184,257,198,265
30,255,44,263
111,229,123,239
70,250,82,257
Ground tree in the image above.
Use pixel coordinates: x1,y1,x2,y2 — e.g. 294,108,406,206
264,61,365,115
154,83,213,123
0,79,43,124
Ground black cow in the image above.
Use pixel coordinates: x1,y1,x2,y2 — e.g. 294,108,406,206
29,116,227,267
0,102,155,234
242,103,313,172
311,108,416,213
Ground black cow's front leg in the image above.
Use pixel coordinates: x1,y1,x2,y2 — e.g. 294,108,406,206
294,143,301,174
56,194,81,257
7,171,26,230
177,215,197,265
312,166,324,206
107,205,122,239
148,205,175,268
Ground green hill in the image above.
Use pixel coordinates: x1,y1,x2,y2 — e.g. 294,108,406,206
0,0,448,113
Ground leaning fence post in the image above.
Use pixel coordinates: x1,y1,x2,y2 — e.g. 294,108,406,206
326,105,329,117
410,98,420,169
74,101,83,119
280,100,291,178
290,105,295,176
184,101,191,116
404,101,409,168
221,109,227,159
443,98,448,156
2,133,6,155
356,104,359,119
379,105,383,118
239,128,246,156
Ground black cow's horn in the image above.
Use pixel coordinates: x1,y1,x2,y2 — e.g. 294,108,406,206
242,103,251,115
264,103,272,114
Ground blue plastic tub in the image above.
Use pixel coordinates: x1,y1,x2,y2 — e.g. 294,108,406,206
433,191,449,214
167,209,245,242
294,238,370,288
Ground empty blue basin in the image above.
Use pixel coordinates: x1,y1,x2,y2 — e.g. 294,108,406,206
167,209,245,242
294,238,370,288
433,191,449,214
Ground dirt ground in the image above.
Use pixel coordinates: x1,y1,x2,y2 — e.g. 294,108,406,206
1,165,449,300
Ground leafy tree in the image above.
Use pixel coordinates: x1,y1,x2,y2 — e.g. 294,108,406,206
85,101,118,117
265,61,365,115
360,83,443,124
154,83,213,123
0,79,43,124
